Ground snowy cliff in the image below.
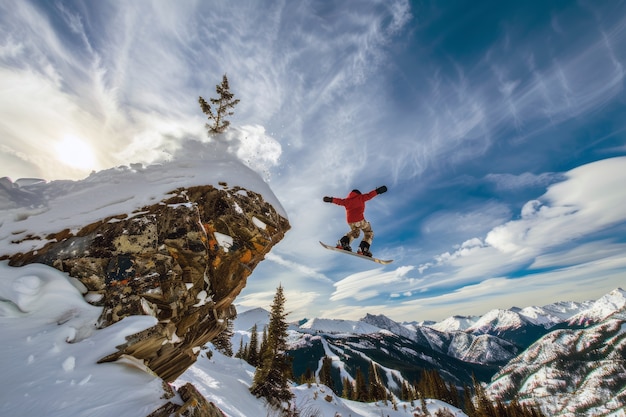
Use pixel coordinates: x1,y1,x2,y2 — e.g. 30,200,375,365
0,145,290,416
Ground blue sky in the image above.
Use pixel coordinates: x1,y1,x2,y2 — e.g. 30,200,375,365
1,0,625,322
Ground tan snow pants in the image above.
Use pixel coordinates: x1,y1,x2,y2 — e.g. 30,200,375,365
346,219,374,244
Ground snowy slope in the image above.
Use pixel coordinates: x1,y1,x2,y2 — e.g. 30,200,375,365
0,262,174,417
0,260,468,417
0,142,290,416
177,347,468,417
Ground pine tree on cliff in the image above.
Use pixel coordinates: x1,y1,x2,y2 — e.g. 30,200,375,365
199,74,240,135
250,284,293,407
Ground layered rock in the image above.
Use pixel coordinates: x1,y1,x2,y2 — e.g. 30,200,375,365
3,183,289,382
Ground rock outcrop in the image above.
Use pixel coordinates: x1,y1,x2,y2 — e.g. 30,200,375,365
149,383,226,417
2,183,289,382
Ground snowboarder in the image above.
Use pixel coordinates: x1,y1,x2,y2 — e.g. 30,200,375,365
323,186,387,257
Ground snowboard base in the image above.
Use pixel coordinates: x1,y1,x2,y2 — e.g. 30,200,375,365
319,241,393,264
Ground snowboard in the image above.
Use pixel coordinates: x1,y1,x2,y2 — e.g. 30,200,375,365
319,241,393,264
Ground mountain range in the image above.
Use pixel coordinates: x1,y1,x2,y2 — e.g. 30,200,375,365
235,287,626,416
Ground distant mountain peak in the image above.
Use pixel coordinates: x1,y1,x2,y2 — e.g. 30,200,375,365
569,287,626,325
298,317,382,335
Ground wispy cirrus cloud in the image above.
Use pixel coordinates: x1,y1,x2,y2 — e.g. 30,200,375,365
331,265,417,302
484,172,565,191
384,5,626,184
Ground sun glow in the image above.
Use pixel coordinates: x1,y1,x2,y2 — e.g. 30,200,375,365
55,135,96,170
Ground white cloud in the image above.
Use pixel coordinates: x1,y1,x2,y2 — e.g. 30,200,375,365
265,252,332,284
412,157,626,301
421,203,511,239
224,125,282,180
486,157,626,256
331,265,417,302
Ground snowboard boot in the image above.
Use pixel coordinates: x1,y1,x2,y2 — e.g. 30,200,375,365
336,236,352,252
358,241,372,257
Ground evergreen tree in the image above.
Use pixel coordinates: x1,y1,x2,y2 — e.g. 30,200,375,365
319,356,334,391
260,325,268,358
446,380,460,408
461,376,547,417
401,380,416,402
198,74,240,135
213,318,234,357
367,362,387,402
249,284,293,408
354,368,369,402
235,338,245,360
248,323,259,367
341,377,353,399
462,383,477,416
301,367,314,386
471,375,497,417
415,369,459,407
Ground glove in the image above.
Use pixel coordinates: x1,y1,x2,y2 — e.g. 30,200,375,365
323,196,333,203
376,186,387,195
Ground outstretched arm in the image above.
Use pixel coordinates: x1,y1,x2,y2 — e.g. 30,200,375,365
362,186,387,202
324,196,349,206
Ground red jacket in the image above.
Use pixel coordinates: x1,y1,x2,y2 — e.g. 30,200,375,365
332,190,378,223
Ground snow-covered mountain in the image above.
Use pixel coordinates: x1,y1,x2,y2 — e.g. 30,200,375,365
229,287,626,415
360,312,519,366
233,306,270,331
486,312,626,416
299,317,383,335
430,298,591,334
428,315,479,332
516,299,592,327
568,287,626,325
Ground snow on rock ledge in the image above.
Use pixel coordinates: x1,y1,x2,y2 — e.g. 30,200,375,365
0,156,290,382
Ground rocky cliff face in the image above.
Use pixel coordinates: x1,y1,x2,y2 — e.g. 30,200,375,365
2,182,289,382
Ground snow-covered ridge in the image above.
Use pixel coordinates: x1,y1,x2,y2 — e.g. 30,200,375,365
431,297,595,333
299,317,382,335
428,315,479,332
568,288,626,325
252,288,626,338
233,307,270,331
0,146,286,255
